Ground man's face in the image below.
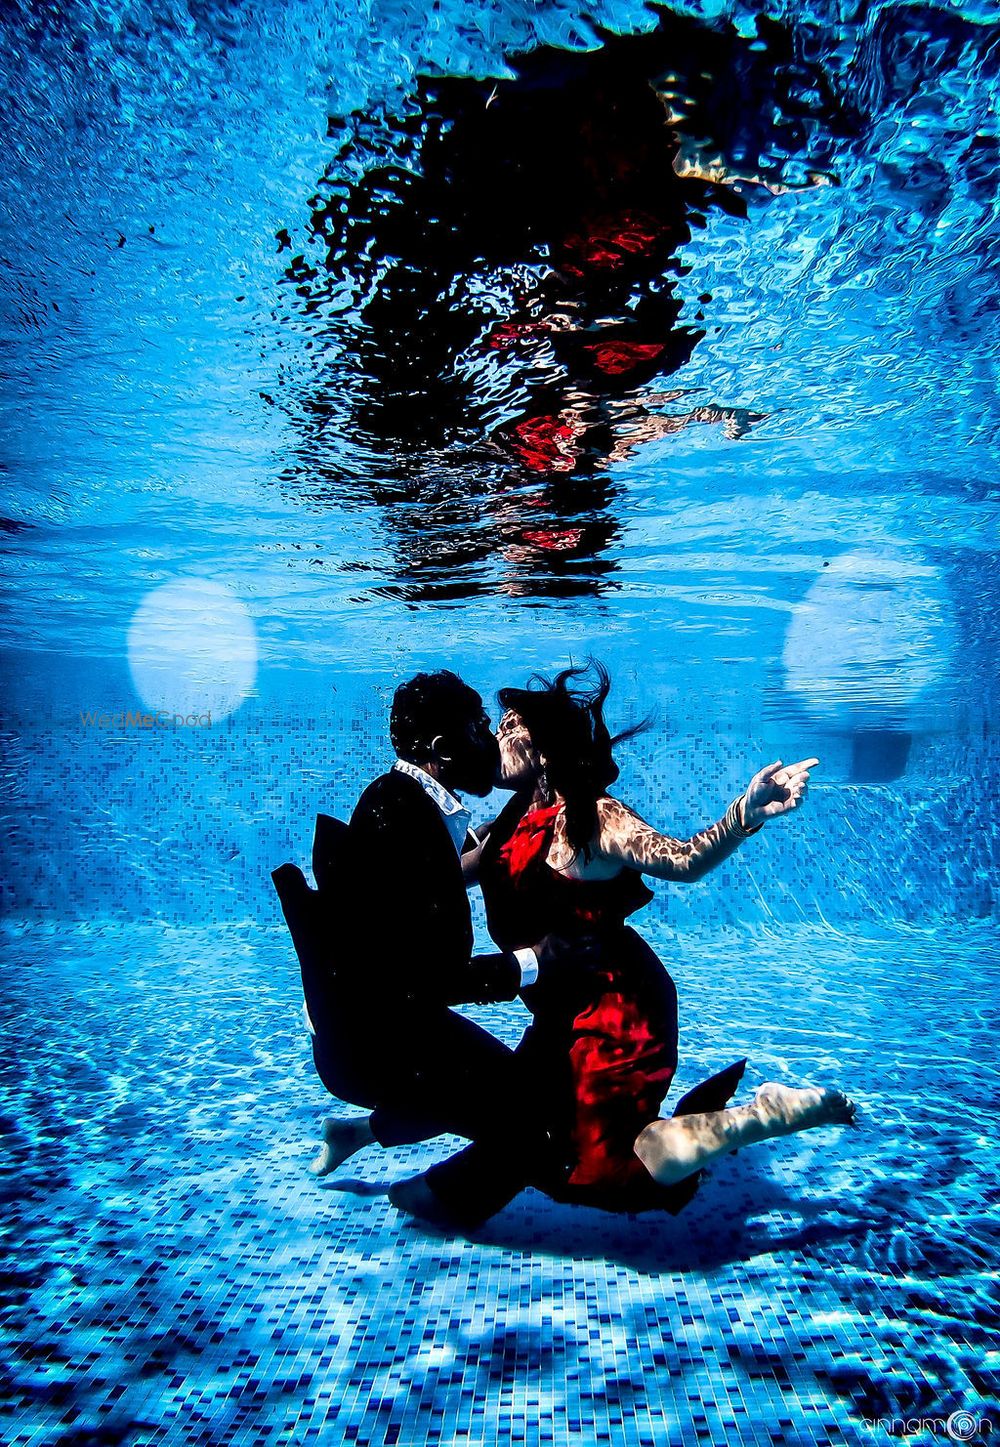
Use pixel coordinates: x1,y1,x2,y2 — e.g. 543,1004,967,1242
446,700,501,797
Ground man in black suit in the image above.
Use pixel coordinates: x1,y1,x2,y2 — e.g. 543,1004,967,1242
273,670,583,1230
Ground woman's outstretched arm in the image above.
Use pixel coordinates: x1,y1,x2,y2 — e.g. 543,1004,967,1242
594,757,817,881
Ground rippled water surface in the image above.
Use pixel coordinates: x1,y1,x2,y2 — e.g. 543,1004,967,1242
1,1,998,1444
2,0,998,706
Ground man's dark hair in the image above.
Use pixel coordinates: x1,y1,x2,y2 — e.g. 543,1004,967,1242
390,670,483,762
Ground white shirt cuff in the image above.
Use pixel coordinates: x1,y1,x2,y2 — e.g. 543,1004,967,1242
513,946,538,987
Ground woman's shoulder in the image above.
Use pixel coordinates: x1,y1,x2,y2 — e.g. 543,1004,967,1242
549,798,629,880
594,793,641,832
592,794,663,868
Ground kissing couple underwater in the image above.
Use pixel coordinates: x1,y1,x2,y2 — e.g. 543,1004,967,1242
273,662,855,1234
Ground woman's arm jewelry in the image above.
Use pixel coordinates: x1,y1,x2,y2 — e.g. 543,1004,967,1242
733,791,764,837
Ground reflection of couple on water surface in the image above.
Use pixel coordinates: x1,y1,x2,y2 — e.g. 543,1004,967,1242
282,12,849,589
274,664,854,1232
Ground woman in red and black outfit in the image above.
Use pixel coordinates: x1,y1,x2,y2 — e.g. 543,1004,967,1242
472,664,855,1215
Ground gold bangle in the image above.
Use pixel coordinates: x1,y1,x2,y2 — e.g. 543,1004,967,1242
734,792,764,837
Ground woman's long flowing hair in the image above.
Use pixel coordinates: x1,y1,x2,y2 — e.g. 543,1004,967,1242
498,661,651,860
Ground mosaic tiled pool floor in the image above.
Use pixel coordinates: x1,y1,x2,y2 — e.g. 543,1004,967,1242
1,920,996,1446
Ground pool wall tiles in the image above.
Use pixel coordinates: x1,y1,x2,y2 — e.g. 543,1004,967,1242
2,679,995,927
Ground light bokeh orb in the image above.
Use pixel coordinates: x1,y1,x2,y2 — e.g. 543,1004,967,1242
127,580,258,721
783,548,953,726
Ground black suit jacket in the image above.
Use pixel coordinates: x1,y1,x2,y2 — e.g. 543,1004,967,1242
340,770,521,1011
271,812,348,1042
272,770,521,1035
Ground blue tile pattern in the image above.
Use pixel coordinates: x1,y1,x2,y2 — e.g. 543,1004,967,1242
2,918,996,1444
2,679,997,932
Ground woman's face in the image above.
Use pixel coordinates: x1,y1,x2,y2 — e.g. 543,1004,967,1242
496,709,543,788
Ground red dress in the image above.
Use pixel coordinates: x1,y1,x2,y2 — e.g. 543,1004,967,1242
480,799,746,1214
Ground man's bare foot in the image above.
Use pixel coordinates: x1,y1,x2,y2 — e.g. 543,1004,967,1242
310,1116,374,1177
752,1082,857,1137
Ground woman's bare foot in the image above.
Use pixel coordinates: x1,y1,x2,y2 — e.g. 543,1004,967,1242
310,1116,375,1177
752,1082,857,1137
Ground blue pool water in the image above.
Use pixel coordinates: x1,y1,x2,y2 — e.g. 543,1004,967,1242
1,0,998,1443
